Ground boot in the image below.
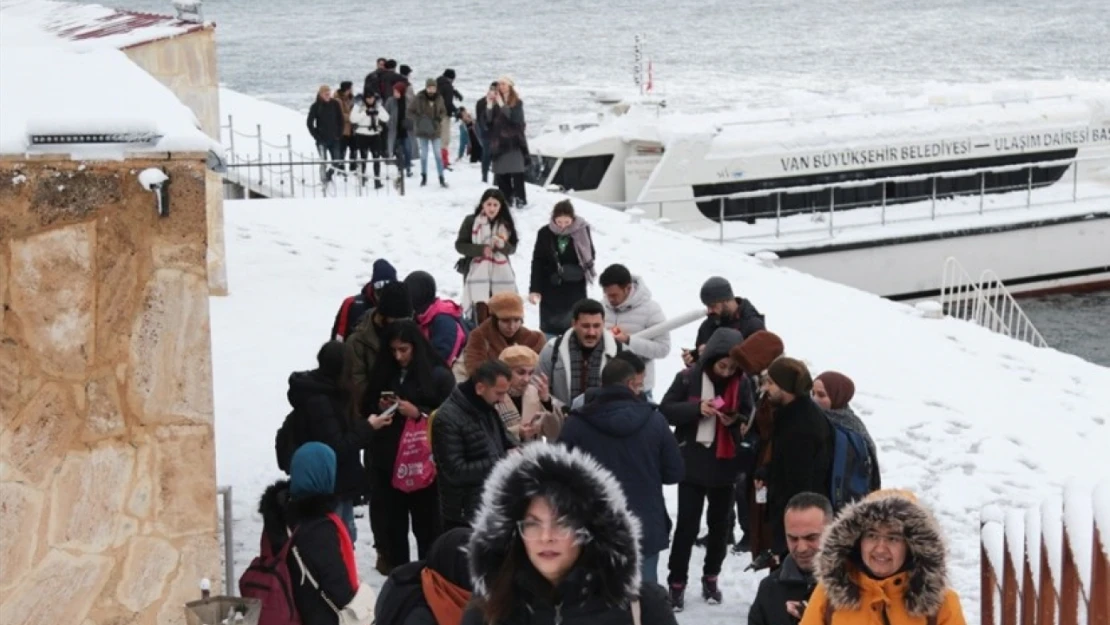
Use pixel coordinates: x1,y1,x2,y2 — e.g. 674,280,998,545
668,583,685,612
374,179,384,190
439,175,448,188
375,550,393,576
420,173,427,187
701,576,722,605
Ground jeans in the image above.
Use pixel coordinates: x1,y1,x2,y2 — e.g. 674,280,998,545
394,135,413,173
336,499,357,542
642,551,660,585
341,135,357,171
354,134,384,181
457,123,470,161
418,137,444,177
316,141,342,183
668,482,735,584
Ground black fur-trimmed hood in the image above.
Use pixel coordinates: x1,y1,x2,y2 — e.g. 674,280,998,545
468,443,642,605
816,490,948,616
258,479,340,547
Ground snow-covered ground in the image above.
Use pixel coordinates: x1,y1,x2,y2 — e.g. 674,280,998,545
212,165,1110,621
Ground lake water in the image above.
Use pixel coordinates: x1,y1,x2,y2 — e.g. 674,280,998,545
97,0,1110,365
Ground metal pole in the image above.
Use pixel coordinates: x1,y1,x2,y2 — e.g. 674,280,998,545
221,486,234,596
775,193,781,238
1072,160,1078,202
1026,167,1032,208
828,188,835,236
287,135,295,198
979,172,985,214
930,177,937,220
718,197,725,244
881,183,887,225
227,114,235,158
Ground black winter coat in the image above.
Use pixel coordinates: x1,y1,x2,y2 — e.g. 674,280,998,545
307,97,345,144
364,365,455,473
374,561,436,625
558,386,684,555
431,382,515,525
529,226,594,335
694,297,767,349
259,482,357,625
748,555,817,625
286,370,370,498
767,396,832,553
459,568,676,625
436,75,461,116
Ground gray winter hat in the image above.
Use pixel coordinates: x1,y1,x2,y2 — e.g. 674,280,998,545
700,276,735,305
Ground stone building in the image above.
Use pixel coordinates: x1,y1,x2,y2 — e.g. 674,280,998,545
0,43,222,625
0,0,229,295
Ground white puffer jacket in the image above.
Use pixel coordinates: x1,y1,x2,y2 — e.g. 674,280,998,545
349,102,390,136
602,276,670,393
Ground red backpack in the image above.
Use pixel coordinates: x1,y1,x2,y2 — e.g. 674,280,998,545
239,531,301,625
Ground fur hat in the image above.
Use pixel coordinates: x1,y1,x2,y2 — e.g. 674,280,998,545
468,444,641,604
816,490,949,616
499,345,538,369
730,330,785,376
487,292,524,319
699,276,734,305
815,371,855,410
766,356,812,396
375,282,413,320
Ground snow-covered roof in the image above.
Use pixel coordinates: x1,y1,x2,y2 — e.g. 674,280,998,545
0,0,209,49
0,45,217,156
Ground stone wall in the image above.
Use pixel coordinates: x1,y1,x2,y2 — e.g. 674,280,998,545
125,29,228,297
0,154,220,625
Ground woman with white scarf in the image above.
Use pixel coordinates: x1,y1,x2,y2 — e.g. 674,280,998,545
455,189,520,323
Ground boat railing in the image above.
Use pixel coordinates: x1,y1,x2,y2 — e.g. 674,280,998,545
938,257,1048,348
606,153,1110,243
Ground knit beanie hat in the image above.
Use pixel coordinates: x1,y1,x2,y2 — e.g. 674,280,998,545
729,330,785,376
375,281,414,319
766,357,813,397
371,259,398,286
444,68,456,80
487,292,525,319
426,77,437,88
815,371,856,410
400,64,412,77
316,341,346,380
699,276,735,306
499,345,539,368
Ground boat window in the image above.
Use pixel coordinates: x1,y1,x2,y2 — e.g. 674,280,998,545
691,149,1077,224
551,155,614,191
526,156,559,186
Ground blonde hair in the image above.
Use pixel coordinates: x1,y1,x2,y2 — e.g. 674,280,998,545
317,84,331,97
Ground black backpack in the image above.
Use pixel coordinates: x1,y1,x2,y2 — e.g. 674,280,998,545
274,410,301,475
374,561,427,625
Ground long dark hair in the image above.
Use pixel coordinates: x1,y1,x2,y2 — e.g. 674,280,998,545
472,189,519,248
368,320,443,401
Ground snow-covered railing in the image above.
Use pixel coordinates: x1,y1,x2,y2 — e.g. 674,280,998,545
604,153,1110,242
939,257,1048,348
980,479,1110,625
220,114,404,199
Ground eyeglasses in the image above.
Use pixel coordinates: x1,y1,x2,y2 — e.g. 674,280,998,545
862,530,906,546
517,519,576,542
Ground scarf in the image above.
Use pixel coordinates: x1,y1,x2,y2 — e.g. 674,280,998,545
465,214,517,306
421,568,471,625
325,512,360,591
495,393,523,432
566,333,604,401
548,217,596,281
696,373,740,460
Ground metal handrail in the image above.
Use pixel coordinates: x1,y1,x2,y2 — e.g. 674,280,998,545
938,257,1047,348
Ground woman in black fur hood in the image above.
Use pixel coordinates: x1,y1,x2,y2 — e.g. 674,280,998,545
461,444,677,625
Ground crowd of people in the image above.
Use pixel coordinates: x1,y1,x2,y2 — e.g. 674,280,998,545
305,59,529,206
245,190,968,625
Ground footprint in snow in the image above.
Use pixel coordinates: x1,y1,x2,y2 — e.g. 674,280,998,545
947,420,972,430
1092,416,1106,425
238,233,252,240
287,249,299,256
1005,436,1022,446
1016,457,1040,471
923,399,956,412
273,240,293,248
966,439,984,454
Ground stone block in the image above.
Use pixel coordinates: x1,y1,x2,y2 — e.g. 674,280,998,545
153,426,217,537
0,240,8,330
3,382,79,486
48,444,135,552
85,375,126,440
0,483,44,591
29,168,122,229
127,446,154,519
127,268,214,424
8,221,96,378
0,548,113,625
156,532,221,625
205,170,228,296
152,240,206,274
115,536,179,612
95,215,141,368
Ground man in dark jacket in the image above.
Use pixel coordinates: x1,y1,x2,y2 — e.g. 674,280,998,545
286,341,372,540
473,81,498,183
306,85,346,183
347,281,414,413
760,357,832,557
660,327,752,610
379,59,401,100
685,276,766,365
558,354,683,586
363,57,386,101
436,69,463,169
748,493,832,625
431,360,516,530
331,259,398,341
